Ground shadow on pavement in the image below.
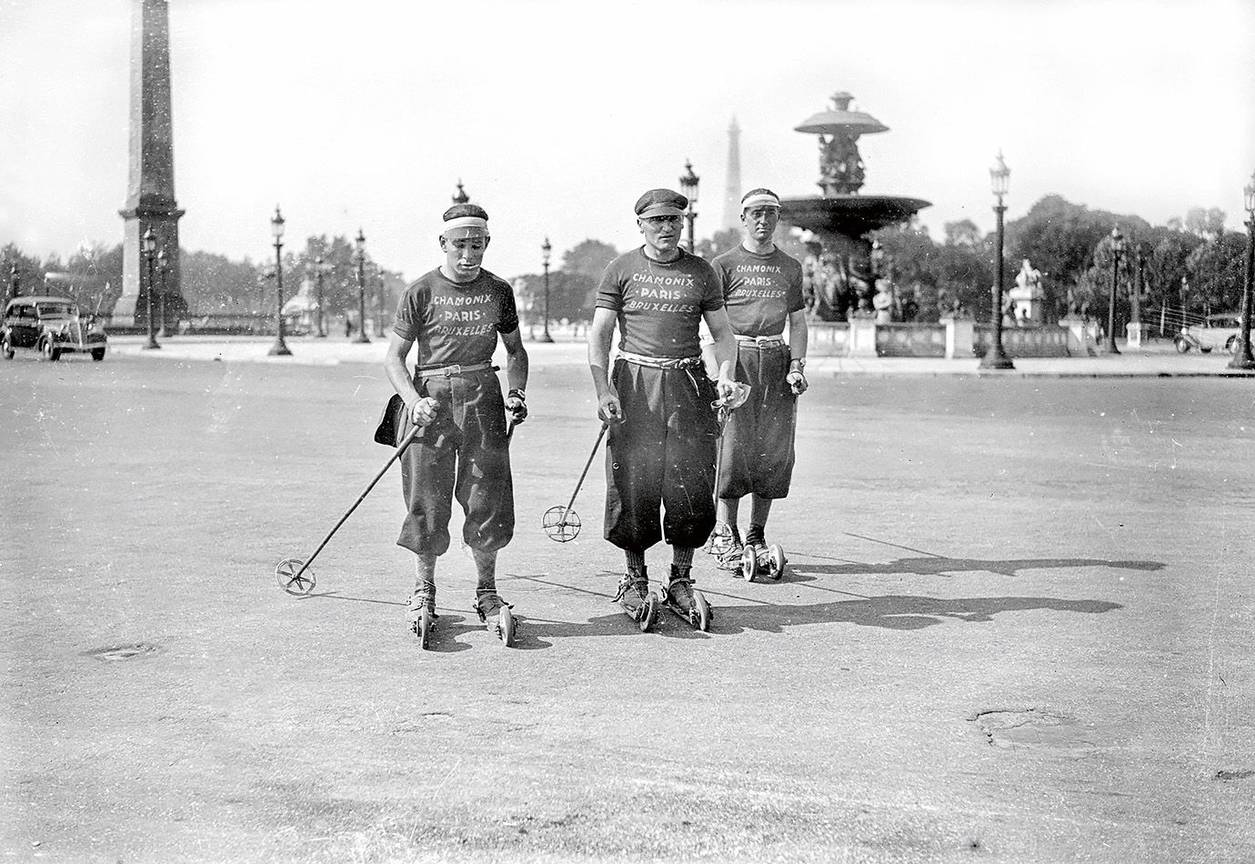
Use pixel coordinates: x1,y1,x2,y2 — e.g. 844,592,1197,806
704,593,1122,633
785,554,1165,580
293,565,1127,645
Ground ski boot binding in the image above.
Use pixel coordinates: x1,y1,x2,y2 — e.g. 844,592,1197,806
662,566,713,631
612,568,659,632
474,590,516,647
406,587,438,650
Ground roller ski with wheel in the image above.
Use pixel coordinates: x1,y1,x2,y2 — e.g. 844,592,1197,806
612,569,659,632
662,566,713,631
474,590,516,647
406,588,438,650
740,540,787,582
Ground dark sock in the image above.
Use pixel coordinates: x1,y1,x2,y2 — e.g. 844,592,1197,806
671,546,694,569
625,548,646,574
746,523,765,546
471,549,497,593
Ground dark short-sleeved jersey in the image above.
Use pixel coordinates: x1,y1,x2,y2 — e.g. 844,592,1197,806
595,248,723,358
392,267,519,369
711,245,806,337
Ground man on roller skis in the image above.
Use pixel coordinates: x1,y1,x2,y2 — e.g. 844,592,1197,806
707,188,808,574
587,188,738,630
384,202,529,644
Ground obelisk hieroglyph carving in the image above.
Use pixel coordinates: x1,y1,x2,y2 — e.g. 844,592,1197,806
114,0,184,326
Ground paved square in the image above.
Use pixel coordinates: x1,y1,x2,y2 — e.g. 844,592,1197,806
3,344,1253,863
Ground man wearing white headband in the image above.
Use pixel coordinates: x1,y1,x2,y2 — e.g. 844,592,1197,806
588,188,738,629
708,187,808,574
384,202,530,644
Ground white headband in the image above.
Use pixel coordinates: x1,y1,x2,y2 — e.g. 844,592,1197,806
442,216,489,235
742,193,781,211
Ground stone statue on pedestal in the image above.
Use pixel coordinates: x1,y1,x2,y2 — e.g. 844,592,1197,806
1007,258,1045,325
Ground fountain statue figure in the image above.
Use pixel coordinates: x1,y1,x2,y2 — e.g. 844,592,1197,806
780,91,930,320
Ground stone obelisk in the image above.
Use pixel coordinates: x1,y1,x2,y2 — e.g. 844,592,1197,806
721,117,742,232
114,0,184,326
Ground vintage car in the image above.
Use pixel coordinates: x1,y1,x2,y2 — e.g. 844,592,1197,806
1,295,108,361
1174,312,1246,355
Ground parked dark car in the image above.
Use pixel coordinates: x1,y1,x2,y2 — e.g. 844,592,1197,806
2,295,108,361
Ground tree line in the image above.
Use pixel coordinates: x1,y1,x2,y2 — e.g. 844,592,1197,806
872,196,1245,326
0,234,403,323
3,195,1247,330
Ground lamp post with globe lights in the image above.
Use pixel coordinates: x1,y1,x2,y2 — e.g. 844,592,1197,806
1103,226,1124,355
267,206,291,356
141,228,160,350
1228,172,1255,370
539,237,554,343
353,229,371,344
312,255,329,337
979,152,1013,370
156,247,170,338
679,160,700,253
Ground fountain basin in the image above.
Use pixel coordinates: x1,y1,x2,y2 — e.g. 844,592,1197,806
781,194,931,238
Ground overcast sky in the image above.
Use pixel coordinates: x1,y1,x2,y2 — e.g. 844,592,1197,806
1,0,1253,282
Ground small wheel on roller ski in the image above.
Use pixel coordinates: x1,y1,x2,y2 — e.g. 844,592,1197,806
275,558,316,595
741,545,758,582
693,592,713,632
498,606,516,647
639,592,660,633
416,608,434,650
768,544,786,580
542,505,582,543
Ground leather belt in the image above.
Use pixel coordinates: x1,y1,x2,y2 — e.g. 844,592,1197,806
417,362,497,379
616,351,703,370
734,334,786,349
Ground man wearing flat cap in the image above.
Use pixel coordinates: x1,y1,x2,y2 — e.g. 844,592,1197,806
708,187,808,571
588,188,738,621
384,202,529,640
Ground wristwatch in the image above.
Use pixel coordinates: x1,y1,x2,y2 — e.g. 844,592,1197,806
789,358,806,371
507,388,527,401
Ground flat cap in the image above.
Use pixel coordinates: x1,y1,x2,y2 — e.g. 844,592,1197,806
634,188,688,219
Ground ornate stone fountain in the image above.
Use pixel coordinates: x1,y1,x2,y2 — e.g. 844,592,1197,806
780,92,930,320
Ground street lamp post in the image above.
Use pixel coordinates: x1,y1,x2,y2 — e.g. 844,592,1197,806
313,255,327,338
376,265,386,338
539,237,554,343
268,206,292,356
9,263,19,301
1103,225,1124,355
1228,172,1255,369
156,248,170,338
353,229,371,344
141,228,160,350
679,160,700,253
980,152,1014,369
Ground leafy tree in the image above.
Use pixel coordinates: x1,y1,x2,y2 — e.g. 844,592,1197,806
943,219,982,249
182,249,265,313
561,239,618,279
1,243,49,301
1183,207,1226,241
1184,232,1246,316
694,228,741,260
513,270,596,324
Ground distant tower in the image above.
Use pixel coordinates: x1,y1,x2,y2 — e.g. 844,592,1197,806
114,0,184,326
721,117,742,232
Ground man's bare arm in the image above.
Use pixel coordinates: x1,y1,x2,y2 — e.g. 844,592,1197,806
588,307,621,423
